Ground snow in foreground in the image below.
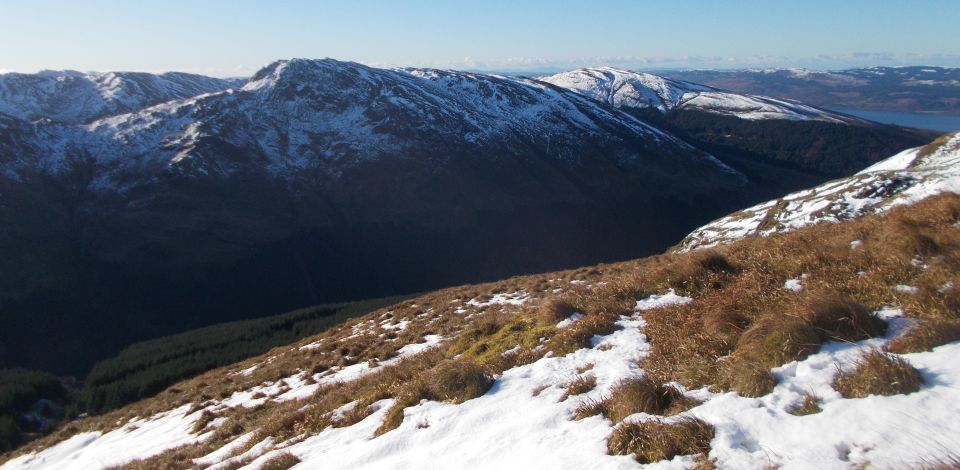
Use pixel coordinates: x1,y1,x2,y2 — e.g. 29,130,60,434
4,293,959,469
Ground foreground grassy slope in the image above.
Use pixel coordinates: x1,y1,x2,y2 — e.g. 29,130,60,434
4,194,960,468
0,296,411,454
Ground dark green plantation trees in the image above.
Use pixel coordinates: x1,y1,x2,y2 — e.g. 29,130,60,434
80,296,409,414
0,369,70,452
654,109,934,176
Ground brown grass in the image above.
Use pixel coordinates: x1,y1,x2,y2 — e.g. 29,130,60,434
658,250,741,297
559,375,597,401
191,410,216,434
638,195,960,403
573,398,608,420
425,359,494,404
607,417,715,463
833,349,925,398
801,294,887,342
601,377,696,422
259,452,301,470
702,309,750,338
887,319,960,353
787,392,822,416
718,361,778,398
538,297,578,325
373,379,431,437
548,311,619,355
734,315,821,369
105,443,208,470
374,403,408,437
692,454,719,470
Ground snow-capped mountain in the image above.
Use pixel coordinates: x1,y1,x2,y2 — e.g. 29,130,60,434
539,67,858,122
0,70,242,124
663,66,960,115
4,59,731,187
675,131,960,252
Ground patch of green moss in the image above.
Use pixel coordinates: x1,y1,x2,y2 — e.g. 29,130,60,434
449,316,554,366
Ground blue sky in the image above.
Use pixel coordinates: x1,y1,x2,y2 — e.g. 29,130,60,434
1,0,958,76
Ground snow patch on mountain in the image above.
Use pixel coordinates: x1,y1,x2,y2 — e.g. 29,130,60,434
537,67,711,112
540,67,857,123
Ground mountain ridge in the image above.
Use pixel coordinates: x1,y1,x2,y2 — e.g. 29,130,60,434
0,70,242,124
540,66,862,123
663,66,960,115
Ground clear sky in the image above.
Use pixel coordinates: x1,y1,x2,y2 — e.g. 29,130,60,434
1,0,958,76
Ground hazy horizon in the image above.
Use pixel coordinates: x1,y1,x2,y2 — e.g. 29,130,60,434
1,0,958,77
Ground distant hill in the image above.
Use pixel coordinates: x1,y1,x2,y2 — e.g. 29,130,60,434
663,66,960,115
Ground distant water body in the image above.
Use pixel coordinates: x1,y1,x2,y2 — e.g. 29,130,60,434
831,108,960,133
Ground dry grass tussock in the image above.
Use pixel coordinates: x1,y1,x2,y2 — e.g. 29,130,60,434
538,297,579,325
600,377,698,422
10,195,960,467
787,392,822,416
833,349,925,398
887,319,960,353
607,417,715,464
559,375,597,401
259,452,302,470
801,294,887,342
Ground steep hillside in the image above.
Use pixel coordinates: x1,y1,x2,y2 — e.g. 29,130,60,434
3,191,959,469
676,131,960,252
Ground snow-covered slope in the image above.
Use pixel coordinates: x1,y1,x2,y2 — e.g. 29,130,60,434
0,70,242,124
540,67,859,123
675,131,960,252
4,287,959,469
